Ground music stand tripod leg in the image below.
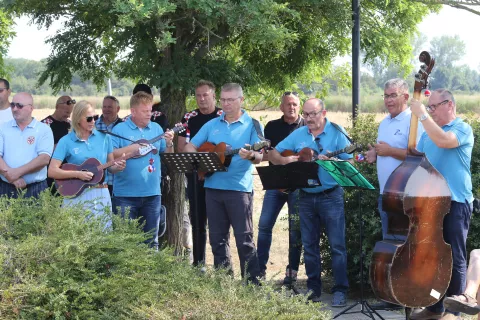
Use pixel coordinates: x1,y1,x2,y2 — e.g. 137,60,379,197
191,166,201,267
333,191,385,320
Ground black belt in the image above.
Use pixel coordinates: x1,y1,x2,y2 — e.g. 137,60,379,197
301,185,339,195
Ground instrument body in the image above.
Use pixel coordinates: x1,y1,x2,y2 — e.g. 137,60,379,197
55,145,153,197
197,140,271,179
370,51,453,308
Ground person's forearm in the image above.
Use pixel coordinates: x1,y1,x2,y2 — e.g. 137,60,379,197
15,154,50,177
113,144,140,158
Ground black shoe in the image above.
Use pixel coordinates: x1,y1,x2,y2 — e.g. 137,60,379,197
370,301,403,310
307,292,322,303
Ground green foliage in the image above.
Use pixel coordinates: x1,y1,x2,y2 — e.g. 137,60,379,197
0,193,329,319
0,9,15,76
319,113,480,288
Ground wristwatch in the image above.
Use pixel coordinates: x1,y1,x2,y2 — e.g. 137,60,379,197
166,142,174,148
419,113,429,122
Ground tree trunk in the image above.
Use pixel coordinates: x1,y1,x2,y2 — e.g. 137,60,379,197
160,87,187,255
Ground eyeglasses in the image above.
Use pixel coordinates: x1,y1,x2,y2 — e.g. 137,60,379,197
85,116,95,123
426,100,449,113
283,91,299,97
382,93,404,100
0,87,9,93
302,110,323,118
220,97,240,104
59,99,76,105
10,102,32,109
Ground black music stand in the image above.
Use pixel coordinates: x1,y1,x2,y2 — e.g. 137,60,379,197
313,160,385,320
256,161,320,294
160,152,226,265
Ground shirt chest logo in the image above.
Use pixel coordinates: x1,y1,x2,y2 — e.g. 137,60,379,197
72,148,80,155
27,136,35,145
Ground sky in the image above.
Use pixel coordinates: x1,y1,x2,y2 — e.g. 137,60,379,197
6,6,480,70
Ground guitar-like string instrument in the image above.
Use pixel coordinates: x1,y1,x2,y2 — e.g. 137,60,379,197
197,140,271,179
278,143,361,193
131,123,186,158
369,51,452,307
55,145,154,197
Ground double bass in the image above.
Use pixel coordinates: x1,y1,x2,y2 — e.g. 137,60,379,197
370,51,452,307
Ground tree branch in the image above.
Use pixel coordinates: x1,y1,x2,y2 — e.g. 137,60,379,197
414,0,480,16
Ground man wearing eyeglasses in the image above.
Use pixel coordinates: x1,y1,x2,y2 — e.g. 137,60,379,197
409,89,474,320
96,95,123,197
184,83,264,285
0,78,13,124
268,98,351,306
41,96,75,195
256,91,305,284
0,92,54,198
365,78,424,310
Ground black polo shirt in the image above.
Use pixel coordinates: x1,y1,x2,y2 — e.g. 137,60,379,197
264,115,305,165
41,115,71,144
179,107,223,140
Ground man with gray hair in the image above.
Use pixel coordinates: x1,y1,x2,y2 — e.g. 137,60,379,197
365,78,423,310
183,83,263,284
410,89,474,320
0,92,54,198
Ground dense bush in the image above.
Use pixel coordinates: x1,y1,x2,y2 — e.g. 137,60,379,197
319,113,480,289
0,193,329,319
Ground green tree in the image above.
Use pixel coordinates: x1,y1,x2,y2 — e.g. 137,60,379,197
2,0,437,249
0,10,15,76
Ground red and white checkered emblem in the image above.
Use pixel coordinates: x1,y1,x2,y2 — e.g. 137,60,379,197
27,136,35,145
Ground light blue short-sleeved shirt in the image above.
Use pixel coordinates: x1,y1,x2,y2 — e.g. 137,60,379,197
0,118,54,184
417,117,474,203
111,118,165,197
377,108,424,194
190,110,263,192
52,130,113,167
275,119,352,193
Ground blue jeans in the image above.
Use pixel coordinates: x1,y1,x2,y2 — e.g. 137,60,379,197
298,187,349,296
257,189,302,273
112,195,162,249
428,200,472,316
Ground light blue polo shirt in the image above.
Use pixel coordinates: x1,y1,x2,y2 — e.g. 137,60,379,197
377,108,424,194
417,117,473,203
190,110,263,192
52,130,113,167
275,118,352,193
111,117,165,197
0,118,54,184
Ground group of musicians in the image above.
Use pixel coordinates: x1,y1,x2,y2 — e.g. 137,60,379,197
0,77,475,318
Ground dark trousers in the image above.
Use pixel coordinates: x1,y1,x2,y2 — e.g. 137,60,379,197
0,179,47,199
205,188,260,280
186,174,207,266
428,200,472,316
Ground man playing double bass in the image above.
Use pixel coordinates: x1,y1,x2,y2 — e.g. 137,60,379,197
410,89,474,320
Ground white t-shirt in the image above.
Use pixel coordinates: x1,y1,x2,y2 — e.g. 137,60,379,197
377,108,424,194
0,107,13,124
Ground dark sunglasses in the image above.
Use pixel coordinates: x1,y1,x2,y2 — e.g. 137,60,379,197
283,91,299,97
60,99,76,105
10,102,32,109
85,116,95,123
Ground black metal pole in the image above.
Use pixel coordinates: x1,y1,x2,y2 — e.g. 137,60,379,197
352,0,360,123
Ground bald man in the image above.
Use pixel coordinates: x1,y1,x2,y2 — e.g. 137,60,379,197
41,96,75,145
0,92,54,198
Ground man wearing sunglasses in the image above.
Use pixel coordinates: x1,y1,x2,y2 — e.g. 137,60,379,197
0,78,13,124
409,89,474,320
257,91,305,285
41,96,75,195
0,92,54,198
269,98,351,306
